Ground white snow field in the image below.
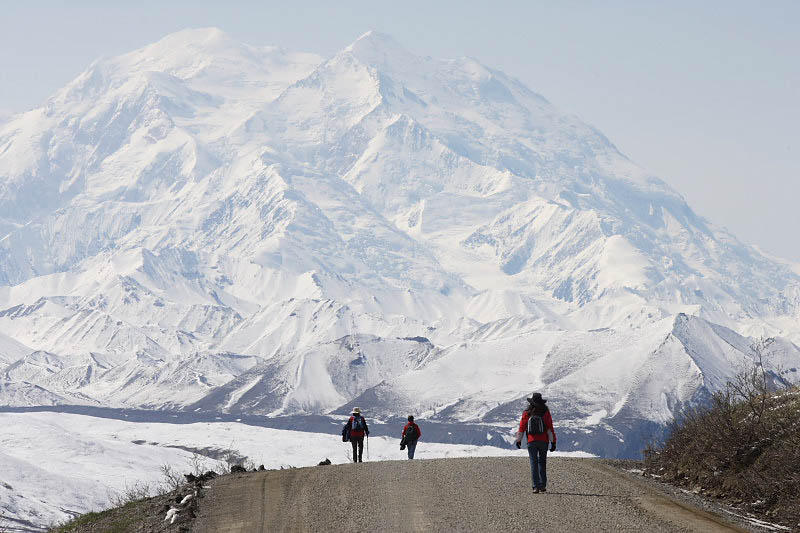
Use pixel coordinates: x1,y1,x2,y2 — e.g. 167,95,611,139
0,412,589,530
1,27,800,527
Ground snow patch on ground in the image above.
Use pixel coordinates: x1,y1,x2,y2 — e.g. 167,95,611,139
724,510,792,531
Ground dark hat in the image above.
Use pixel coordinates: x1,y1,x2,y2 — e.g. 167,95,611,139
408,415,414,421
527,392,546,404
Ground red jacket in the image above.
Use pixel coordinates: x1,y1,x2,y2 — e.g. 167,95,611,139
518,409,556,444
402,422,421,442
347,415,369,438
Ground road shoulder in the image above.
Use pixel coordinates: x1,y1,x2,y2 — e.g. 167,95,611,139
602,460,784,533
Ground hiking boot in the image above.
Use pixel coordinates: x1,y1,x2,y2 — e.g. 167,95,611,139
539,487,547,493
532,488,540,494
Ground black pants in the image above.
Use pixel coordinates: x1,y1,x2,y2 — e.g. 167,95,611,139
351,436,364,462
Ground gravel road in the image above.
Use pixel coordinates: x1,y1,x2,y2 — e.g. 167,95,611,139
192,457,749,532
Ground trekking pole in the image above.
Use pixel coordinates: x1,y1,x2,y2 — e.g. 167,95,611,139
366,435,370,461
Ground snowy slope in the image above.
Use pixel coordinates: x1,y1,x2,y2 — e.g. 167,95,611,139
1,28,799,462
0,331,31,364
345,314,799,426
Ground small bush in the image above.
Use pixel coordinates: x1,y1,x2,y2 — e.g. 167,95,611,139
159,463,184,493
108,481,153,509
644,339,800,527
220,449,255,474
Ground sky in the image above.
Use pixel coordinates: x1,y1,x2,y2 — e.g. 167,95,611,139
2,1,798,260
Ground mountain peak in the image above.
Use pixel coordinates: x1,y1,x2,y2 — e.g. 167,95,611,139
351,30,398,45
127,26,247,65
343,30,416,68
153,27,232,48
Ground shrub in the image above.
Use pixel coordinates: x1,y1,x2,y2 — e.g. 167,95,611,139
108,480,153,508
644,339,800,527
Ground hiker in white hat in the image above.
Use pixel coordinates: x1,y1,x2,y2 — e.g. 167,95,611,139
344,407,370,462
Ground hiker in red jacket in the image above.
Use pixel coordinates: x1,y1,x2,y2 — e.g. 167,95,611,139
515,392,556,493
345,407,370,463
400,415,422,459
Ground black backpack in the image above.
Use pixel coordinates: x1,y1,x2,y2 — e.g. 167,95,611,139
405,424,418,442
527,412,545,435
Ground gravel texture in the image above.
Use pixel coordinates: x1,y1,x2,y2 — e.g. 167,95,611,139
193,457,751,532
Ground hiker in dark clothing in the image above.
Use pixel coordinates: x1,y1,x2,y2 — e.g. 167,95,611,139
515,392,557,493
400,415,422,459
345,407,370,462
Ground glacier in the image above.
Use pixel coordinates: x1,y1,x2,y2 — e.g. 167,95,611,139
1,27,799,465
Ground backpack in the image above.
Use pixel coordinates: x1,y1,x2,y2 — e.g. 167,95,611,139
352,415,365,432
341,424,350,442
527,413,545,435
405,424,418,442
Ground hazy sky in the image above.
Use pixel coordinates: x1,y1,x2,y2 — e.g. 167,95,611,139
2,1,798,260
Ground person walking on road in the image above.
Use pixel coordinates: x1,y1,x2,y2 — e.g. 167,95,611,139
515,392,556,493
400,415,422,459
345,407,370,463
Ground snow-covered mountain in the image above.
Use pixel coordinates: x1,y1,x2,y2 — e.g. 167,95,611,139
1,28,799,456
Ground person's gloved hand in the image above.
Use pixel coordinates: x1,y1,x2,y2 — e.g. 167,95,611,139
515,441,521,449
550,442,556,452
